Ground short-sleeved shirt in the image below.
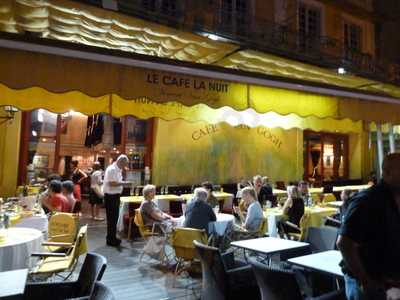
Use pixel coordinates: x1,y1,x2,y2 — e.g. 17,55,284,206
340,181,400,280
90,170,103,188
50,193,70,213
184,200,216,234
245,201,264,231
103,163,123,195
140,200,163,227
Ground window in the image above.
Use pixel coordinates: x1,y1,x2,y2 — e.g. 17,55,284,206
298,3,321,49
344,22,362,51
220,0,250,34
141,0,156,11
161,0,177,16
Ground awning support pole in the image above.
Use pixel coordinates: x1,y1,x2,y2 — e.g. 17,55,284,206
376,123,384,179
388,124,396,153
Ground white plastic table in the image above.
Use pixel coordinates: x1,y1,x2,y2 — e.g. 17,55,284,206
231,237,309,256
0,227,43,271
288,250,343,277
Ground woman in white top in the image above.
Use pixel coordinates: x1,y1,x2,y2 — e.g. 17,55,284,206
89,162,104,220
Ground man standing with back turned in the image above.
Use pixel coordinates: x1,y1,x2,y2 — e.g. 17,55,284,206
337,153,400,299
103,154,129,247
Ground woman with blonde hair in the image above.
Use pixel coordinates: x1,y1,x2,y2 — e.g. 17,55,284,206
281,185,305,232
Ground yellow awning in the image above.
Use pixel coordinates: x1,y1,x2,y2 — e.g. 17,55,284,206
0,83,363,133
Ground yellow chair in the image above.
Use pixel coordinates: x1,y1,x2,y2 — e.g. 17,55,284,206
258,217,268,237
30,225,88,280
133,209,155,239
286,213,311,241
48,213,79,243
171,227,208,285
323,193,337,203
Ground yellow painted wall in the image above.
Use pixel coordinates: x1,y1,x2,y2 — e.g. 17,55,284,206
152,118,303,185
0,111,21,197
349,132,362,179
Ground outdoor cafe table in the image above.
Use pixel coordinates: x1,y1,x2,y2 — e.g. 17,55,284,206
176,213,235,237
0,268,28,299
0,228,43,272
117,195,182,232
231,237,309,261
288,250,343,277
264,206,338,237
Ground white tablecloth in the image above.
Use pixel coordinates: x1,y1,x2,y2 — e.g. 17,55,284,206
0,228,43,271
176,213,234,237
14,215,48,233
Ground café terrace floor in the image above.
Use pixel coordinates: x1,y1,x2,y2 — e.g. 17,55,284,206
82,204,199,300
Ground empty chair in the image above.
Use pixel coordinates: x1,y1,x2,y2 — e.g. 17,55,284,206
306,226,339,253
248,257,346,300
193,240,260,300
24,252,107,300
323,193,337,203
91,282,115,300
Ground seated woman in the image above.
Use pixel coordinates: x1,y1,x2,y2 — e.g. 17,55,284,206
61,180,76,213
42,180,70,213
184,187,216,234
139,184,173,230
235,187,264,232
280,185,305,234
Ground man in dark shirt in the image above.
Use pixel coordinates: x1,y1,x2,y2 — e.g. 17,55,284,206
253,175,274,206
337,153,400,300
184,187,216,234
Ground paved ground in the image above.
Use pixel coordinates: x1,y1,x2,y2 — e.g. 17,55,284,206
81,203,199,300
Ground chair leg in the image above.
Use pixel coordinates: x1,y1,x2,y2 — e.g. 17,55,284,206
128,218,132,241
172,259,182,288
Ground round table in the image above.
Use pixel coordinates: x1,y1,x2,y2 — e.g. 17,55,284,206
210,213,235,236
0,227,43,271
175,213,234,237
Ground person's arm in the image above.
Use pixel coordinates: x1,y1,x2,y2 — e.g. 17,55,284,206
337,235,380,289
209,205,217,222
282,197,292,215
77,169,87,184
337,197,382,290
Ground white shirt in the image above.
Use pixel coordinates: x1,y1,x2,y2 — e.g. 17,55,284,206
102,163,123,195
90,170,103,189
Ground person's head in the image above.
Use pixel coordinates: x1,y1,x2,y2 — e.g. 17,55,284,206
194,187,208,202
49,180,62,195
340,189,352,202
143,184,156,200
287,185,300,199
253,175,263,188
62,180,74,195
382,153,400,190
46,173,61,185
116,154,129,169
72,173,81,184
241,187,257,205
298,181,309,195
201,181,213,192
262,176,269,186
92,161,101,171
70,160,79,169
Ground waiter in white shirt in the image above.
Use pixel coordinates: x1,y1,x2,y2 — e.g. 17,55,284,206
103,154,130,247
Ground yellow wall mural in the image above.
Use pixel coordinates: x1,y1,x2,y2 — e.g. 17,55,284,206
153,119,303,185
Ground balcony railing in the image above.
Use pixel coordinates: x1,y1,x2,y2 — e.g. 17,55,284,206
76,1,400,86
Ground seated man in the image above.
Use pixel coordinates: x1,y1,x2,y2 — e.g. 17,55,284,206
140,184,173,229
183,187,217,234
42,180,70,213
235,187,264,232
